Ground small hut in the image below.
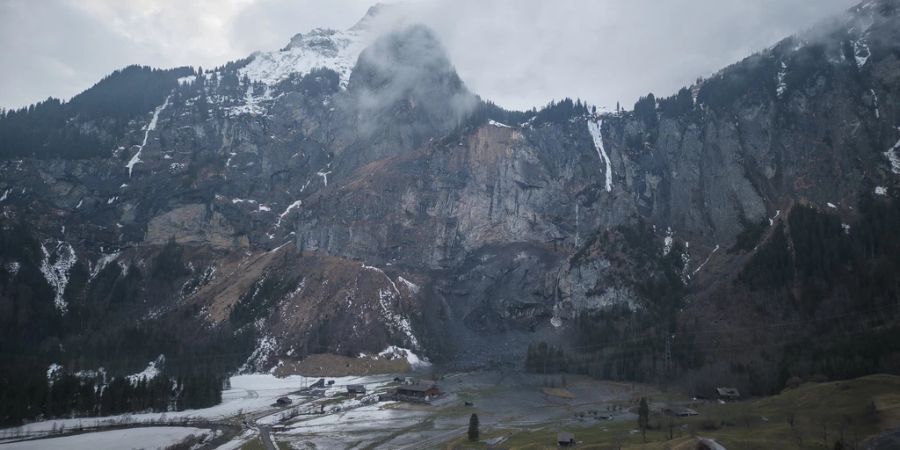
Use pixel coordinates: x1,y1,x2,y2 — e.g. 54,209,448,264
396,383,441,402
715,387,741,400
557,431,576,447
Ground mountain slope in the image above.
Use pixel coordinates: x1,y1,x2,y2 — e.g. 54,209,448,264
1,0,899,425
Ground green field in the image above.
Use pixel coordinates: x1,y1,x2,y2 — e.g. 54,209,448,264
441,374,900,449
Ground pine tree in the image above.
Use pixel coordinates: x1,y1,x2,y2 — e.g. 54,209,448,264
468,413,479,441
638,397,649,442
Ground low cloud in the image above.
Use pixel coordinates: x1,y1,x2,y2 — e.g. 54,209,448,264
349,25,477,135
1,0,857,111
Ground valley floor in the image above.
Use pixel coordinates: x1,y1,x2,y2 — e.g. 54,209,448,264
1,371,898,449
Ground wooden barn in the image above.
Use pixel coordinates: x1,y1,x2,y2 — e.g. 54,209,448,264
346,384,367,395
396,383,441,402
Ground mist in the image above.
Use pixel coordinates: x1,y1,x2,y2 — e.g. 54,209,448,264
0,0,858,111
348,24,478,137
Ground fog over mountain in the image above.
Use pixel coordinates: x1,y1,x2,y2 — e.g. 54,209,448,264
1,0,856,111
2,1,900,448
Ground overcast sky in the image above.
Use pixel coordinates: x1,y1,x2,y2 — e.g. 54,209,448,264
0,0,858,112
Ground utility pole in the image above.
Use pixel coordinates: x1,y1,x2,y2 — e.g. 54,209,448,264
664,334,675,380
664,335,671,374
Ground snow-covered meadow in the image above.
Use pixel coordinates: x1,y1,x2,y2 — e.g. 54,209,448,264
0,427,209,450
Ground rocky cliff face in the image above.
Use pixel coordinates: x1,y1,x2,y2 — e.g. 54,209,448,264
1,0,899,386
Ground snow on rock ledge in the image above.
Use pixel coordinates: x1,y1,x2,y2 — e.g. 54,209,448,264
127,355,165,384
39,241,77,315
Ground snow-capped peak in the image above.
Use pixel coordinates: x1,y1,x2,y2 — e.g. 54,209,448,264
236,3,412,90
239,27,365,89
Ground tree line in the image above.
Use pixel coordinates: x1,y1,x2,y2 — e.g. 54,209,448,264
1,367,223,426
0,65,193,160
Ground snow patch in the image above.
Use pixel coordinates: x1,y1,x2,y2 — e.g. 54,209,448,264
587,119,613,192
662,227,674,256
39,241,77,314
126,355,165,385
885,130,900,175
126,95,171,177
875,186,887,196
177,75,197,85
317,170,332,187
5,426,210,450
488,119,511,128
854,39,871,67
240,336,278,373
776,61,788,97
692,245,719,276
226,84,274,117
680,242,692,284
550,315,562,328
75,367,106,382
47,363,63,384
827,202,838,209
5,261,21,276
377,346,430,369
274,200,302,229
871,89,880,119
90,251,120,280
285,279,306,300
375,287,419,349
0,188,9,202
397,276,420,294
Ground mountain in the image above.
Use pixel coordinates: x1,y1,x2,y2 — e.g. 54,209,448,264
1,0,900,425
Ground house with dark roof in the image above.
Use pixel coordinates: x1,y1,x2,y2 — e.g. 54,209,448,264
557,431,576,447
347,384,367,395
716,387,740,400
396,382,441,402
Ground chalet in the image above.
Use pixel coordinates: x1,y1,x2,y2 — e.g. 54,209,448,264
716,387,740,400
396,383,441,402
276,397,292,406
347,384,367,395
557,431,576,447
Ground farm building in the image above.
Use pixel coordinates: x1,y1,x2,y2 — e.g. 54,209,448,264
716,387,741,400
396,383,441,402
347,384,367,394
557,431,576,447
